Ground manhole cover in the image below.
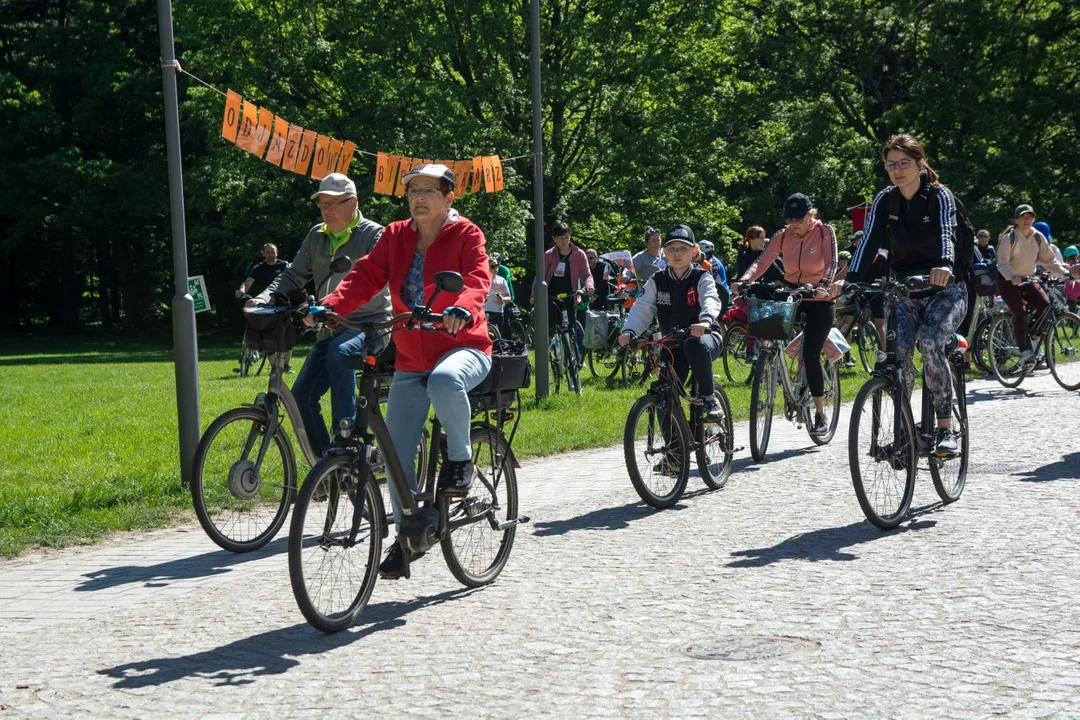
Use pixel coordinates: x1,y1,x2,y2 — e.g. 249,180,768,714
673,636,819,661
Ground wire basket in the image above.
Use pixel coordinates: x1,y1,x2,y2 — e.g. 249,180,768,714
746,297,797,340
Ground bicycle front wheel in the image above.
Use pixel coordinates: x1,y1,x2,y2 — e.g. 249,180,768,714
239,344,257,378
288,454,383,634
1048,312,1080,391
749,352,777,462
972,316,993,374
441,425,519,587
624,393,690,508
809,358,842,446
565,330,583,396
848,377,916,530
549,335,564,393
929,361,968,504
988,313,1026,388
722,325,754,384
697,388,734,490
191,407,296,552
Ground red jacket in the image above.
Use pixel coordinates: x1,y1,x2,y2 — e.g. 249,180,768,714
321,214,492,372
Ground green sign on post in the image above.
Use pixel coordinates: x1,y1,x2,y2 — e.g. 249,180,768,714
187,275,209,314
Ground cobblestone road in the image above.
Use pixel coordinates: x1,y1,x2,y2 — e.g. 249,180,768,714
1,373,1079,717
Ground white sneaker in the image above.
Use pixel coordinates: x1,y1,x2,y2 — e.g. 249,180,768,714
1018,349,1035,366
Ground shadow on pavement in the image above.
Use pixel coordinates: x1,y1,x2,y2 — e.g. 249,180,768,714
726,514,938,568
99,588,475,689
531,500,679,537
77,536,290,592
966,386,1049,405
1012,452,1080,483
726,445,821,475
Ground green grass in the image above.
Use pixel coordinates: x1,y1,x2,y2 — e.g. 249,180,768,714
0,336,876,557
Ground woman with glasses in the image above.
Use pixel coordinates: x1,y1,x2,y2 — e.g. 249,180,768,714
847,134,968,455
737,193,839,436
318,163,492,580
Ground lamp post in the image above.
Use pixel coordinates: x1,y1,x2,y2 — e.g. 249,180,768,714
530,0,549,399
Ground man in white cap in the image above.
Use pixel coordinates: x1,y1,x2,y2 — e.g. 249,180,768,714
254,172,392,457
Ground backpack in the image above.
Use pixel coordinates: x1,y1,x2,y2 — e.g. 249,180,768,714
887,186,979,285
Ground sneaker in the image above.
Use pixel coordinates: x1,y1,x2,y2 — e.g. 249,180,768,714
437,460,474,496
843,353,856,369
652,455,682,476
811,411,829,436
284,364,294,374
934,427,959,457
1018,349,1035,366
378,542,424,580
702,395,724,423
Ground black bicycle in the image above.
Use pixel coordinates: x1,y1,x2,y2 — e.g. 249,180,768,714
845,277,969,530
548,293,584,395
287,272,530,633
835,290,882,373
622,328,735,508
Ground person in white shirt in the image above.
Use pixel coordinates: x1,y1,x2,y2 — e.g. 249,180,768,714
484,255,512,337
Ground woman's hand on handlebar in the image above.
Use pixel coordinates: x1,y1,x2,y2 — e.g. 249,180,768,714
442,306,472,333
303,305,329,327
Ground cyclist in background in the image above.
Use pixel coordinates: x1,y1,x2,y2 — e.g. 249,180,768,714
738,193,838,436
535,222,594,339
484,255,513,337
585,248,617,311
698,239,730,314
633,227,665,285
618,224,724,421
732,226,784,292
1064,246,1080,313
848,133,967,455
490,252,515,303
237,243,292,370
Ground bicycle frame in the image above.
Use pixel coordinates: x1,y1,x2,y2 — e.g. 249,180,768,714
635,334,706,451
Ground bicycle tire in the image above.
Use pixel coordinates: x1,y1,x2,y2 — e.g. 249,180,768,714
565,330,583,396
549,335,564,393
856,319,880,373
238,344,257,378
191,406,296,552
722,325,754,385
988,313,1026,388
972,316,993,374
808,359,842,446
696,388,734,490
288,454,383,633
441,425,519,587
624,393,691,508
749,352,777,462
929,362,968,504
848,377,917,530
1047,312,1080,391
255,353,268,377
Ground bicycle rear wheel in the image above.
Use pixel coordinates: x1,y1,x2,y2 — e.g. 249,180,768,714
856,320,880,373
239,344,258,378
988,313,1026,388
808,358,841,446
1047,312,1080,391
696,389,734,490
722,325,754,384
749,352,777,462
565,330,583,396
288,454,383,633
971,316,992,374
191,407,296,552
848,377,917,530
929,362,968,503
624,393,690,508
441,425,519,587
549,335,564,393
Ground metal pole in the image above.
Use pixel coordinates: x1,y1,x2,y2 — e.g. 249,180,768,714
530,0,549,399
157,0,201,488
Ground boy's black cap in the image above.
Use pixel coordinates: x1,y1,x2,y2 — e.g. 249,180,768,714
663,224,696,246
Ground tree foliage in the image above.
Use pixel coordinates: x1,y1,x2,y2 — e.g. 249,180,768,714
1,0,1077,331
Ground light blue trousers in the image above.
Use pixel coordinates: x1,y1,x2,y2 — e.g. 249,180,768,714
384,347,491,526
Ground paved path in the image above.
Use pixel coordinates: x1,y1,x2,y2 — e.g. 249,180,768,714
2,373,1079,717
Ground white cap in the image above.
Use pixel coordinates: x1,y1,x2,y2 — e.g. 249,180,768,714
401,163,455,187
310,173,356,199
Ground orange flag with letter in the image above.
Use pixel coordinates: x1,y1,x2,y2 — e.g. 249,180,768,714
221,89,241,143
490,155,505,191
292,130,317,176
374,152,391,194
310,135,333,180
453,160,471,195
265,116,289,166
281,125,303,172
481,156,496,193
251,108,274,157
470,156,483,193
337,141,356,174
235,101,259,153
394,156,412,197
326,139,343,176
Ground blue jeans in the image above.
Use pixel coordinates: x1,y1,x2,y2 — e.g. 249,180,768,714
291,328,384,458
384,348,491,526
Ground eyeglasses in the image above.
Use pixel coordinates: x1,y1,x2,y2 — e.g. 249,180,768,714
406,187,444,199
666,245,691,255
316,196,353,211
883,158,914,173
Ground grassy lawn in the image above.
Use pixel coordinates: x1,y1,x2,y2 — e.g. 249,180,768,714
0,335,876,556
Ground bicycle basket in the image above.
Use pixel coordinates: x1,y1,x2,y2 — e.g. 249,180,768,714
243,305,296,353
746,297,796,340
472,339,532,396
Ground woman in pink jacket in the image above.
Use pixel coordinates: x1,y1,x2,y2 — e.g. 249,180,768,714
738,193,838,436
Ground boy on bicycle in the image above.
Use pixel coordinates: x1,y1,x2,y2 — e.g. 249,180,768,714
618,225,724,421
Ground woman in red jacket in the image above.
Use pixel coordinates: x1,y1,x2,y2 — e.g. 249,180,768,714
318,163,492,579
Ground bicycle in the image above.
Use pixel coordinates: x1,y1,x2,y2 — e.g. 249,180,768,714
744,283,842,462
845,277,969,530
191,258,426,553
504,302,534,349
623,328,735,508
583,295,631,380
987,275,1080,391
287,271,530,633
719,318,755,385
548,293,585,395
968,294,1006,375
834,291,882,373
235,296,268,378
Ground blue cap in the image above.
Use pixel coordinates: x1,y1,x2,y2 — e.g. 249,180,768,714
1033,221,1052,240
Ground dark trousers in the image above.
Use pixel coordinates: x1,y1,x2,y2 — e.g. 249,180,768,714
669,332,724,397
997,276,1049,350
799,301,834,397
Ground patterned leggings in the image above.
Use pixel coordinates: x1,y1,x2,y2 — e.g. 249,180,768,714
893,282,967,419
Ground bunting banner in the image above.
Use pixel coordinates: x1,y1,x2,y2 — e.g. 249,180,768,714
219,89,509,194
